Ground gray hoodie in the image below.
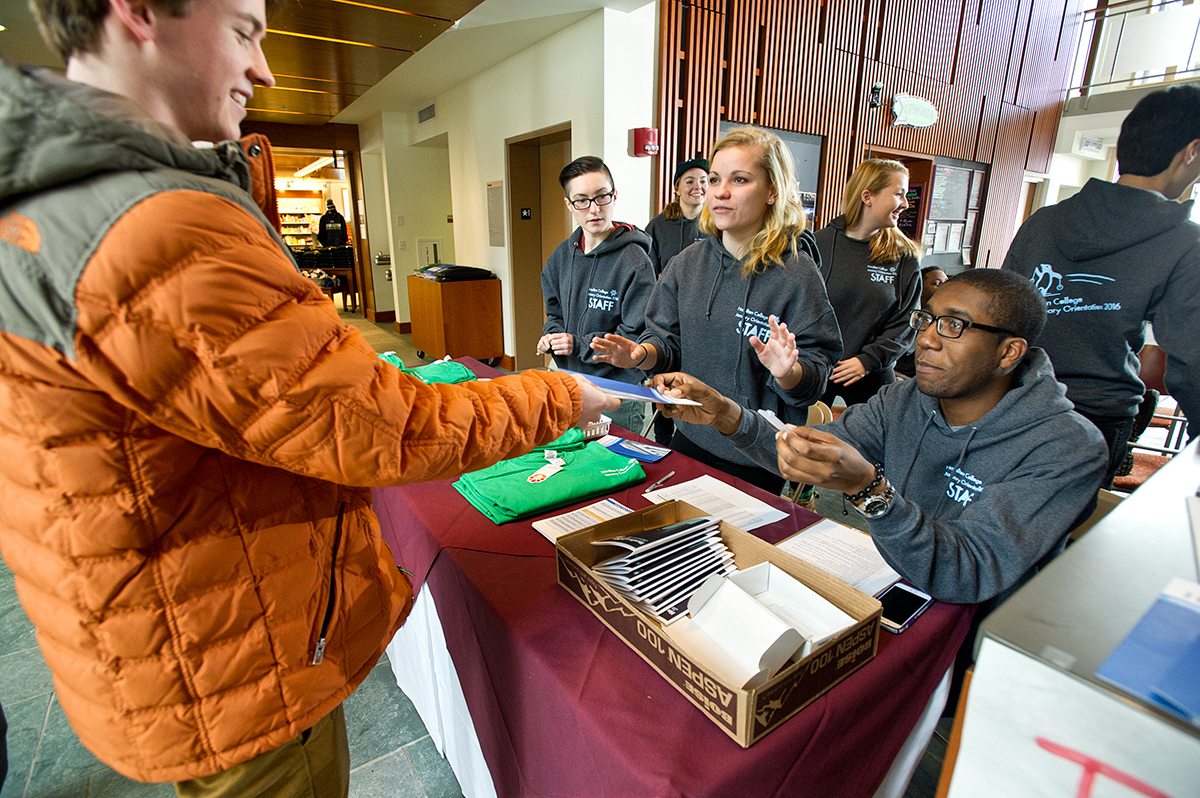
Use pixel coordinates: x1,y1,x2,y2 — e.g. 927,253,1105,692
1002,178,1200,425
645,212,705,277
541,223,656,383
728,348,1106,604
641,232,842,467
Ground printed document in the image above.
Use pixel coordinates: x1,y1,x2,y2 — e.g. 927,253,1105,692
561,370,701,405
532,497,633,543
777,518,900,596
643,474,787,531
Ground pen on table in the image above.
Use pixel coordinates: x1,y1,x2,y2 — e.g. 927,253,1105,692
644,470,676,493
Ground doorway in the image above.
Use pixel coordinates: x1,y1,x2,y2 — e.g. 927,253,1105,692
242,122,372,318
506,124,572,372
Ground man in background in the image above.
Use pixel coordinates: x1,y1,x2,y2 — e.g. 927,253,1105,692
0,0,614,794
318,198,348,246
1003,84,1200,486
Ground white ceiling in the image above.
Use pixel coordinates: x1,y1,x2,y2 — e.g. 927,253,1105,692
333,0,655,124
1055,77,1200,155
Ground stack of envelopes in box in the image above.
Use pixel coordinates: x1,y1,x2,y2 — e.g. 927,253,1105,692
591,515,734,624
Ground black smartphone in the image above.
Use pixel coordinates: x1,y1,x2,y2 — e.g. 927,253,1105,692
877,582,934,634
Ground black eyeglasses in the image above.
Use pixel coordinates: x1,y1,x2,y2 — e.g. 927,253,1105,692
909,310,1016,340
567,192,615,210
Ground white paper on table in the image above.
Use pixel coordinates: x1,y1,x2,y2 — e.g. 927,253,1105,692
947,638,1200,798
643,474,787,531
776,518,901,596
531,497,633,542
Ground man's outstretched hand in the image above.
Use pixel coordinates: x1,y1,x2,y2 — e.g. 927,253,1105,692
652,372,742,435
774,425,875,494
569,373,621,426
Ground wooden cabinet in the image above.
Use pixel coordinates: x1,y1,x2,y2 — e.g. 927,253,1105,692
407,275,503,361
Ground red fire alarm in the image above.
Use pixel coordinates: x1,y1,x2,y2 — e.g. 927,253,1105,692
632,127,659,157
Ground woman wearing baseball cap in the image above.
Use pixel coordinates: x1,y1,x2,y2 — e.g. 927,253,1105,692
645,157,709,277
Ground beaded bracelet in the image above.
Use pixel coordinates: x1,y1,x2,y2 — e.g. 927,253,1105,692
845,463,884,503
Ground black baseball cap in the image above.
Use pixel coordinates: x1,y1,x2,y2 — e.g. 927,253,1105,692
673,158,709,185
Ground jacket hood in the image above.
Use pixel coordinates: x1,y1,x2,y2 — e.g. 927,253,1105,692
1052,178,1195,260
828,214,848,231
572,222,653,257
0,64,250,204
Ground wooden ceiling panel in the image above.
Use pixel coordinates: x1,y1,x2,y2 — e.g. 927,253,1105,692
251,86,364,117
269,73,376,97
261,36,411,88
270,0,452,52
341,0,482,20
7,0,486,126
245,109,348,126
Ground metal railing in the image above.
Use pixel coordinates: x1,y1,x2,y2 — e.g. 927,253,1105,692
1070,0,1200,97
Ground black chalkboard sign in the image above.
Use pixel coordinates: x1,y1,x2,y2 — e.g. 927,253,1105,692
929,166,970,220
897,183,923,241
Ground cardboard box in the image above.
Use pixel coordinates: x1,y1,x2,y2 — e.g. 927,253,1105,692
556,500,881,747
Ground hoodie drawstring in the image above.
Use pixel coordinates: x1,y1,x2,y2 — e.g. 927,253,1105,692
733,271,757,395
705,250,724,320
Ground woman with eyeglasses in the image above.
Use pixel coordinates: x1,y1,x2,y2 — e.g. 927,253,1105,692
645,157,709,278
592,127,841,493
814,159,923,407
538,156,656,434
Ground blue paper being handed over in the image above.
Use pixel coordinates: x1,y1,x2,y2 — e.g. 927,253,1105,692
561,371,701,406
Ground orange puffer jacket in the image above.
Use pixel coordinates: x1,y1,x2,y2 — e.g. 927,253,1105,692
0,65,580,782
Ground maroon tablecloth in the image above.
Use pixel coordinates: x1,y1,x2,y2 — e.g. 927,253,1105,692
371,358,974,797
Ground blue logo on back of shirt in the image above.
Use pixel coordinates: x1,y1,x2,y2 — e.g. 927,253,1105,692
1031,264,1117,312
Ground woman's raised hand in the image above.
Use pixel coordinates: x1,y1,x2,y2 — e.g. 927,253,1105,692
749,315,798,380
591,334,645,370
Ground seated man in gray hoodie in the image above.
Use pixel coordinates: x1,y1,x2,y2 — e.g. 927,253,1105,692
654,269,1106,608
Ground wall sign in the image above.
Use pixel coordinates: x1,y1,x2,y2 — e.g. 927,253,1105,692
896,184,924,241
929,165,971,221
487,181,504,247
891,93,938,129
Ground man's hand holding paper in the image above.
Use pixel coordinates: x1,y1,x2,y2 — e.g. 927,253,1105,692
775,426,876,495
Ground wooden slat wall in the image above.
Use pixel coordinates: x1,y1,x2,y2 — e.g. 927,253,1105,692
655,0,1086,268
656,0,684,204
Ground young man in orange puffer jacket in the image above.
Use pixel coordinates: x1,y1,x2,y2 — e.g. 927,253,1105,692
0,0,617,794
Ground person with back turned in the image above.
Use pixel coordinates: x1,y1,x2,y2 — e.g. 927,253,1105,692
1003,84,1200,487
317,198,348,246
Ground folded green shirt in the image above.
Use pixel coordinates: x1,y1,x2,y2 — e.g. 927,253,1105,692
378,352,476,384
453,439,645,524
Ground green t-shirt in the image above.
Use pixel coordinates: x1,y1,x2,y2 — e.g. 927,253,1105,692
454,433,645,524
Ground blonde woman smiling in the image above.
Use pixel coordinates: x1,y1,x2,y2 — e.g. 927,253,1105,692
815,159,923,407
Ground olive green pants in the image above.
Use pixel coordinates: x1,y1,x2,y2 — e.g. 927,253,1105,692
174,704,349,798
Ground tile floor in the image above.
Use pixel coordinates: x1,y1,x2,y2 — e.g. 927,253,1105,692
0,308,958,797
